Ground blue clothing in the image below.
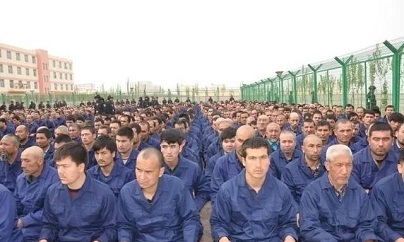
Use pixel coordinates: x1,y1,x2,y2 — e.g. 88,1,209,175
87,149,97,168
39,176,117,242
371,173,404,241
14,165,59,241
87,162,134,198
0,184,23,242
0,124,15,137
352,147,398,190
295,134,305,150
282,156,325,204
270,149,302,179
137,141,151,152
117,175,201,242
116,148,139,172
27,123,39,136
145,136,160,149
266,139,279,153
210,170,298,242
20,138,36,151
300,174,378,242
0,153,22,193
320,140,355,163
358,123,367,139
164,157,210,211
210,150,244,204
206,137,222,162
44,145,55,165
351,137,368,154
205,151,225,185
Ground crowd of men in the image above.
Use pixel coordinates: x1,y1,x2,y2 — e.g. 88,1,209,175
0,95,403,241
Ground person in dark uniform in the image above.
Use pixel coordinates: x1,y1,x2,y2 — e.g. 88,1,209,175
366,85,377,110
105,96,115,115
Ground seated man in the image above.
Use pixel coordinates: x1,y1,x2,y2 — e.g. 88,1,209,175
39,142,117,242
15,147,59,241
88,136,134,198
371,149,404,241
300,144,378,242
0,183,22,241
210,137,298,242
117,148,201,242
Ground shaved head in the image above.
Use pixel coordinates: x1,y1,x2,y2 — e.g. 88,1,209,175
22,146,44,160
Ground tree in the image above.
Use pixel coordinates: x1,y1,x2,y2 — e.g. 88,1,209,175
372,44,391,108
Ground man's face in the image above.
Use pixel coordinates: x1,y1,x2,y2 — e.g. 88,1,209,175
120,117,129,126
21,152,42,177
316,125,331,143
289,114,299,129
335,122,353,144
235,131,253,154
302,136,322,162
94,147,115,167
56,156,85,187
160,141,182,163
94,121,102,131
385,107,394,117
136,155,164,191
97,128,109,137
275,115,286,128
66,120,74,127
363,113,375,126
81,129,95,146
139,124,149,140
279,133,296,154
68,126,80,139
222,137,236,154
76,120,84,127
356,108,364,118
352,123,360,137
15,126,28,141
36,133,50,149
109,123,120,136
335,108,343,117
217,122,232,136
257,115,269,132
345,106,353,114
368,130,393,158
242,147,270,181
396,125,404,146
266,124,280,142
313,114,322,125
326,154,352,189
303,122,315,136
240,114,248,125
116,135,133,154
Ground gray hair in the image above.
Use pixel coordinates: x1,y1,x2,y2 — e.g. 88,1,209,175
326,144,352,163
280,130,296,141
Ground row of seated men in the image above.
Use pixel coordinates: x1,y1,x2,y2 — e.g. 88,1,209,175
0,102,403,241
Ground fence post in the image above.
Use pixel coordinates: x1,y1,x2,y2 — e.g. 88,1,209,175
335,55,353,107
307,64,322,103
288,70,300,104
383,40,404,110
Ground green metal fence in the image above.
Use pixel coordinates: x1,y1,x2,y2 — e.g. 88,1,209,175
241,38,404,111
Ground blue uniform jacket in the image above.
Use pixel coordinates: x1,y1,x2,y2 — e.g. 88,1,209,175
39,176,117,242
117,175,201,242
320,140,355,163
0,153,22,193
351,137,368,154
144,136,160,149
210,170,298,242
352,147,398,190
116,148,139,172
205,151,225,186
44,145,55,165
282,156,325,204
300,173,378,242
87,162,134,198
14,165,59,241
20,138,36,151
87,149,97,169
206,137,222,162
210,150,244,204
371,173,404,241
164,157,209,211
0,184,22,242
270,149,302,180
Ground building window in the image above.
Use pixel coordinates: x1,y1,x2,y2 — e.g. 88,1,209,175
59,61,61,68
70,74,73,80
8,65,13,74
25,68,29,75
0,64,2,73
34,82,38,89
7,51,11,59
69,63,72,70
65,73,68,79
10,80,14,88
18,80,23,89
33,69,37,76
0,79,4,87
53,72,56,78
54,83,57,90
32,56,36,63
17,67,21,75
61,84,64,90
59,73,63,79
0,49,2,58
24,54,28,62
64,63,67,69
27,82,31,89
16,53,20,61
53,60,56,67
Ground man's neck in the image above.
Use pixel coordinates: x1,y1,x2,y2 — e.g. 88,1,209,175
336,138,349,146
67,173,86,190
142,183,159,200
84,142,94,151
42,145,50,153
6,153,18,165
283,151,293,160
305,157,320,169
100,162,114,176
370,151,387,166
120,147,134,159
396,139,404,149
165,157,179,170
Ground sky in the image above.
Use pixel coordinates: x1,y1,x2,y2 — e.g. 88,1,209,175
1,0,403,90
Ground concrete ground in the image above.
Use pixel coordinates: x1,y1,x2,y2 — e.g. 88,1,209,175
200,202,213,242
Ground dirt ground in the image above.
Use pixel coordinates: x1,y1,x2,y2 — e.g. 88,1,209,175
200,202,213,242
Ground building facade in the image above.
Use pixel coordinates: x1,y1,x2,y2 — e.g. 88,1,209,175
0,43,74,95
